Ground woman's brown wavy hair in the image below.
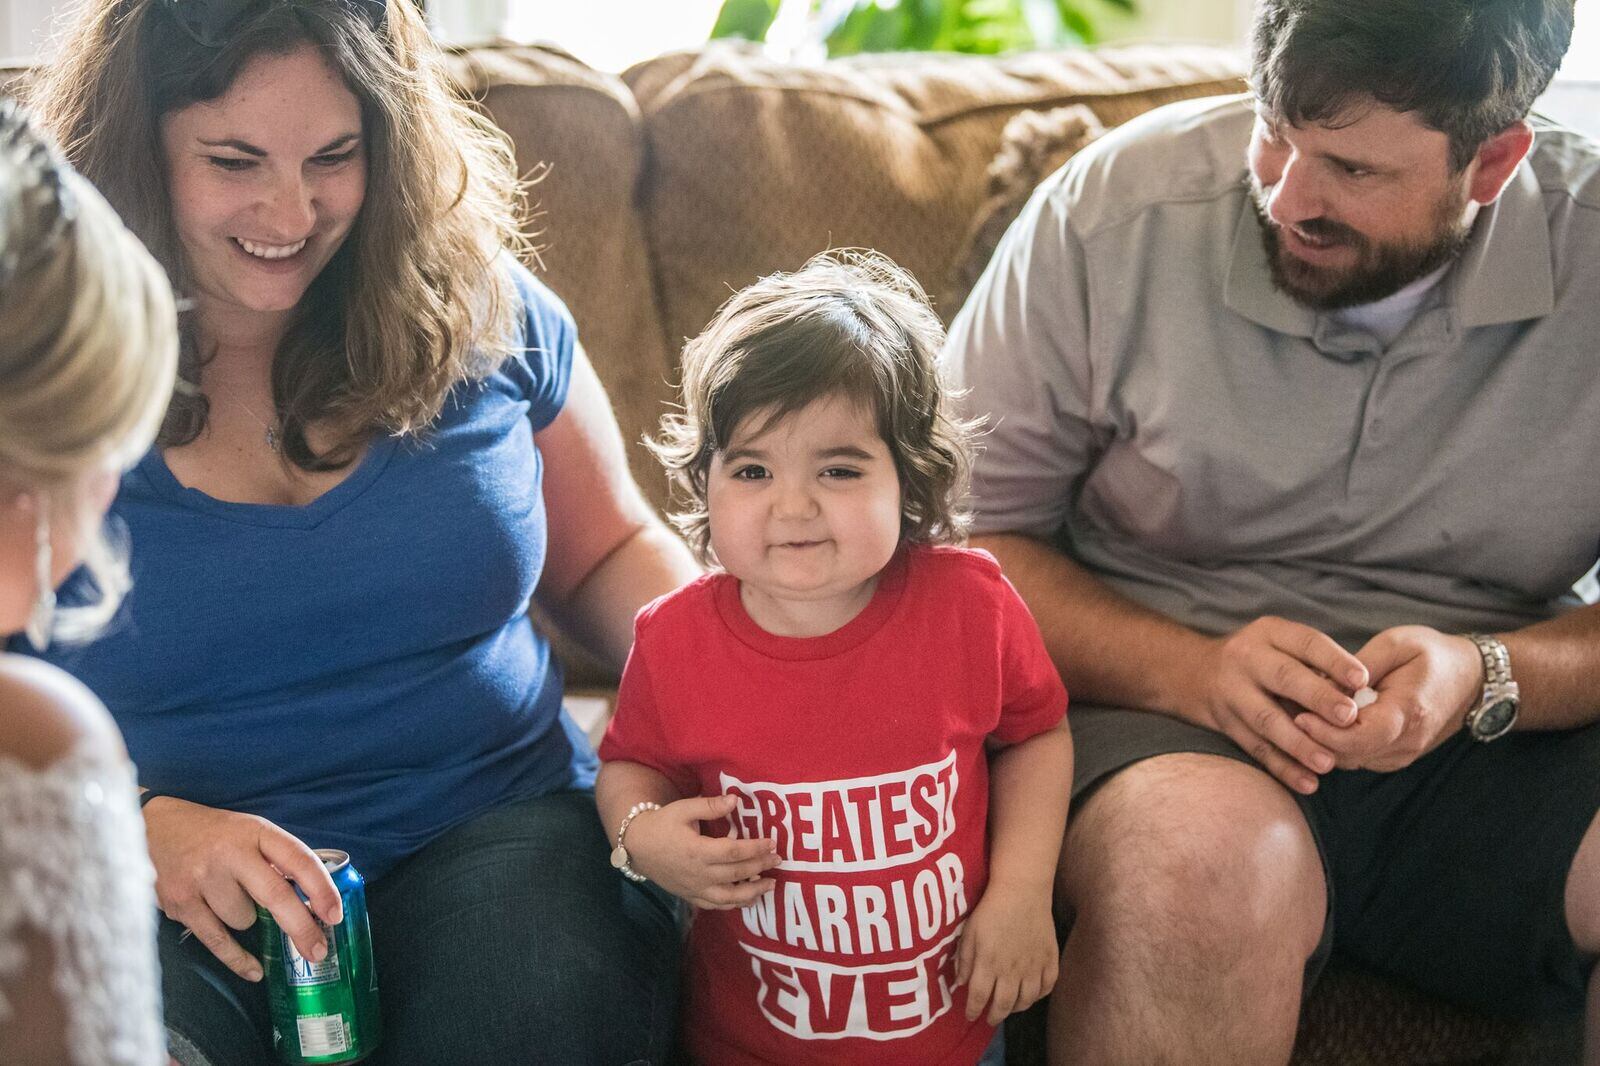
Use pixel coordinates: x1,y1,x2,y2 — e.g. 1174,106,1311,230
27,0,532,470
649,249,981,565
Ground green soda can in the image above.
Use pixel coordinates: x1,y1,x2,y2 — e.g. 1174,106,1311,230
257,848,381,1064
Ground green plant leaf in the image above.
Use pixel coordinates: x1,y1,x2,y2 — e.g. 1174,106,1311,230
710,0,782,42
1054,1,1095,44
807,0,1136,57
937,0,1035,55
1054,0,1139,44
904,0,946,52
825,3,910,57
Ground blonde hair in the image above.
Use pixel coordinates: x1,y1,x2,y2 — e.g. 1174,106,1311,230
28,0,532,471
0,100,179,640
650,249,980,564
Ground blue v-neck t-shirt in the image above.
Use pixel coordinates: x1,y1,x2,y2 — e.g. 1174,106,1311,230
23,261,595,880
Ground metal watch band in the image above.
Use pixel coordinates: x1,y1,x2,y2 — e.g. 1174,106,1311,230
1466,633,1513,687
1463,633,1519,742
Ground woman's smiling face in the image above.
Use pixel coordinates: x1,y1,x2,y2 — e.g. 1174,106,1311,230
161,43,366,337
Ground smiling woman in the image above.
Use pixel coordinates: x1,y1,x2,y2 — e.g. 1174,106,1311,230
160,48,366,342
16,1,699,1064
31,0,530,474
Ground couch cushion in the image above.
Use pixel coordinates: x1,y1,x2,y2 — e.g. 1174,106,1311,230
949,102,1104,314
442,43,673,510
440,44,661,687
626,42,1245,363
1003,963,1582,1066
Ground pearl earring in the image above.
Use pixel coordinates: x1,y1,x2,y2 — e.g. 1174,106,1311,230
24,507,54,651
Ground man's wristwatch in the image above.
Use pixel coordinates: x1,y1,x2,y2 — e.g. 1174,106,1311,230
1463,634,1519,742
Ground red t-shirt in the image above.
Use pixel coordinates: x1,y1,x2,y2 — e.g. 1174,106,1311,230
600,545,1067,1066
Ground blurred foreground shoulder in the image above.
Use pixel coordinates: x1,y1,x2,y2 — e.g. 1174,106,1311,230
0,655,124,771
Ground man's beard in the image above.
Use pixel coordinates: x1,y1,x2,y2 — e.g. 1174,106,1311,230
1248,178,1472,312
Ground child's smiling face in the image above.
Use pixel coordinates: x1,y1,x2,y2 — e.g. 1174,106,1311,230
707,393,903,636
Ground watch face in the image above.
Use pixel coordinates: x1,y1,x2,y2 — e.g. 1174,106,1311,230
1474,698,1518,740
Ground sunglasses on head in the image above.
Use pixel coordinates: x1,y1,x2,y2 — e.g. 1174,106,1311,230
157,0,388,49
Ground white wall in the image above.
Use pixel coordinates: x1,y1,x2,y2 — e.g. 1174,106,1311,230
1,0,60,61
1100,0,1251,46
1101,0,1598,138
1109,0,1600,76
500,0,724,69
4,0,1595,87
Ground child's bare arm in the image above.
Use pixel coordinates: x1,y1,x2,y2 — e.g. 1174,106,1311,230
958,718,1074,1024
595,758,684,858
596,758,682,833
986,717,1074,896
596,760,781,909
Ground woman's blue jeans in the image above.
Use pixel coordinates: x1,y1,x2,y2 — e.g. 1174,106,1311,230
161,790,682,1066
978,1026,1007,1066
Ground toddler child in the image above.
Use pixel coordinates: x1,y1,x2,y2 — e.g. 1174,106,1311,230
597,250,1073,1065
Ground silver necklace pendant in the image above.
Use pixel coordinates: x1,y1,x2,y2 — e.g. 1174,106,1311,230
265,426,281,453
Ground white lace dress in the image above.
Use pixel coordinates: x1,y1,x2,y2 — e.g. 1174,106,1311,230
0,745,166,1065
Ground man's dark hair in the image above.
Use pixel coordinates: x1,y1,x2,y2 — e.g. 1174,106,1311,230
1252,0,1575,171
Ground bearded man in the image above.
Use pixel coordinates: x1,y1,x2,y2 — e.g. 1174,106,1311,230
944,0,1600,1062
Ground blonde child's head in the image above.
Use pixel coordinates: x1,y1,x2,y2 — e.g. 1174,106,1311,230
651,250,978,568
0,100,178,643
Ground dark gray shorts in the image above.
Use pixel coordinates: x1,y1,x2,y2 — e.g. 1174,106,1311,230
1068,705,1600,1018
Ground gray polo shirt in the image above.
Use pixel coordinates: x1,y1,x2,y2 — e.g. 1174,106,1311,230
945,94,1600,648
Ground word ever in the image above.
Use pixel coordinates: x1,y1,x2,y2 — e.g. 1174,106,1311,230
742,930,963,1041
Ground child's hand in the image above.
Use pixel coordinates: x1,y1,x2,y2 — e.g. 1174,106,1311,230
956,883,1060,1026
625,794,781,910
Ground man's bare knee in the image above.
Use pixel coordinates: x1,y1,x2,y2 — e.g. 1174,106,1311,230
1061,753,1326,964
1565,811,1600,954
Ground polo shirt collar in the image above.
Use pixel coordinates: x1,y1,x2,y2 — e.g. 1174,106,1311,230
1448,161,1554,329
1224,189,1316,339
1224,158,1555,343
